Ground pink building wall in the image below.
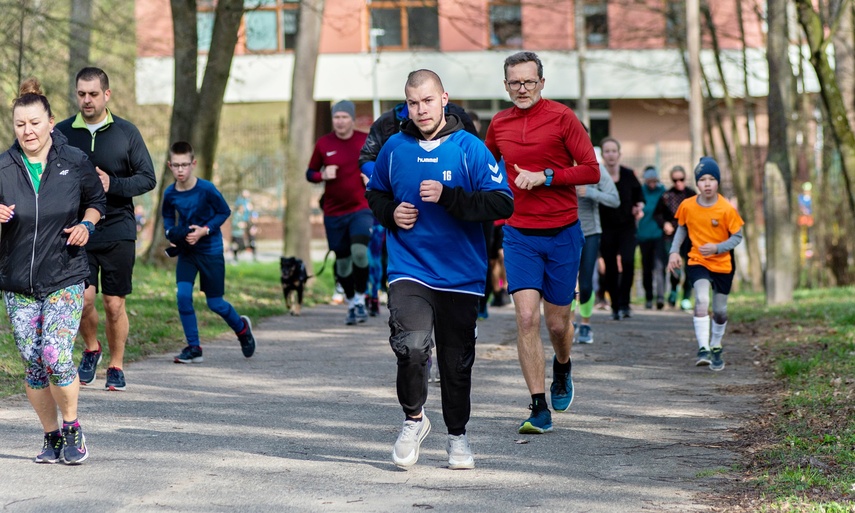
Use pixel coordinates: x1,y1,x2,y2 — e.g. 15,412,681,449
137,1,766,58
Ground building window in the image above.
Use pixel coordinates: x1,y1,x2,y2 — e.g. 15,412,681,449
584,0,607,47
198,0,299,53
489,1,522,48
369,1,439,50
197,11,215,52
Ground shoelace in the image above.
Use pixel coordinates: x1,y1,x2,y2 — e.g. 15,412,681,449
44,434,62,452
400,420,422,441
553,375,568,395
63,428,82,452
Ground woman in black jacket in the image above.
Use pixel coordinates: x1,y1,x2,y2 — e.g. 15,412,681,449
0,79,105,465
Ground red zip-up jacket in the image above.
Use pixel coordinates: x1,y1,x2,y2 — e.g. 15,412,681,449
485,98,599,229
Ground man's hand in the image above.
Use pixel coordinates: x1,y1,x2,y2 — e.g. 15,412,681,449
577,185,587,197
186,224,208,245
632,202,644,221
513,164,546,190
361,173,369,186
321,165,338,181
419,180,443,203
663,221,674,236
96,166,110,192
393,202,418,230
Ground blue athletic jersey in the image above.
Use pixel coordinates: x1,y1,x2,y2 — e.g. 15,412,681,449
368,130,511,295
162,179,231,255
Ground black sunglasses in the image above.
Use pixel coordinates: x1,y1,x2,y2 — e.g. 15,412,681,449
672,177,686,182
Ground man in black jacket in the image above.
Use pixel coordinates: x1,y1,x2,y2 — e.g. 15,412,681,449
55,67,156,392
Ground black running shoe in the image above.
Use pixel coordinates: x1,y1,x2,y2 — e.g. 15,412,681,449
35,431,63,463
238,315,256,358
61,425,89,465
105,367,126,391
77,344,102,385
174,345,204,364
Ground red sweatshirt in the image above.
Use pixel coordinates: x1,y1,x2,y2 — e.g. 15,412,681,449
307,130,369,217
485,98,599,229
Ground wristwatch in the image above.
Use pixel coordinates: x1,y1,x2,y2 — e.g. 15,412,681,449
544,168,554,187
80,220,95,234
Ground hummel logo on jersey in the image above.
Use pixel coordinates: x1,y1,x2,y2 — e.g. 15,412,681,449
325,151,337,157
417,157,439,163
59,169,69,176
489,162,504,183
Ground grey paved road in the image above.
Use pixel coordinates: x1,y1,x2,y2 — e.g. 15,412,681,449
0,302,759,512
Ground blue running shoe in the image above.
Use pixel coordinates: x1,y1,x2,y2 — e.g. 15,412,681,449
518,407,553,434
35,430,63,463
238,315,256,357
61,424,89,465
174,345,204,364
354,303,368,323
105,367,126,391
577,324,593,344
77,344,102,385
710,347,725,371
696,347,712,366
345,307,357,325
550,356,574,412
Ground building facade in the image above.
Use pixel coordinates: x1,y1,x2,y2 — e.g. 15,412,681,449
136,0,773,177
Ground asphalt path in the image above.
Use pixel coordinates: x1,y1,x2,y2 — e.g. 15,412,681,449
0,300,760,512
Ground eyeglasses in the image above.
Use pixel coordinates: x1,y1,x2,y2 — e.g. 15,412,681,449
506,79,540,91
170,162,193,169
672,177,685,182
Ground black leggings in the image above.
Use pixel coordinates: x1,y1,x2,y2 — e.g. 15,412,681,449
600,226,637,312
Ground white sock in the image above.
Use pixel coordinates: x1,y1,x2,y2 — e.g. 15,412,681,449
346,296,356,308
353,293,366,307
710,321,727,348
693,315,711,350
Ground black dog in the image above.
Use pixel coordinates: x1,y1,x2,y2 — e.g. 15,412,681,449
280,256,309,316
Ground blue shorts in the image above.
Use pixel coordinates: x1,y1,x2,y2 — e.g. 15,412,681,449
176,252,226,297
323,209,374,256
503,223,585,306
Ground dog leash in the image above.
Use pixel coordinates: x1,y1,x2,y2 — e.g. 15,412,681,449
307,249,334,279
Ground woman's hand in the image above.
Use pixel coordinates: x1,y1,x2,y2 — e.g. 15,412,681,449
63,224,89,246
0,204,15,223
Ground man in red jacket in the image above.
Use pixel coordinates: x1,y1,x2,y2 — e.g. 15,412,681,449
485,51,600,434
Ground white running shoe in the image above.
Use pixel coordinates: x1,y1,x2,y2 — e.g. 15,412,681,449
446,433,475,470
392,413,431,468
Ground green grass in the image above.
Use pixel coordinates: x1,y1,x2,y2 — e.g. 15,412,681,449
727,288,855,510
0,260,335,398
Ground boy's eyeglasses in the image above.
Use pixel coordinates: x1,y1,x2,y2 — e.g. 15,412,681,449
672,177,685,182
170,162,193,169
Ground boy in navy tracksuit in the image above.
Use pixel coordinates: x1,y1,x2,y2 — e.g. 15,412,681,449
366,70,513,470
161,141,256,364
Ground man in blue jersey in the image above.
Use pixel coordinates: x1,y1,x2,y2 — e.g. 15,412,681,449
366,70,514,470
161,141,256,364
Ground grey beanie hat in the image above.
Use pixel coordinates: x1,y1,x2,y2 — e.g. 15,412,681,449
642,166,658,181
331,100,355,120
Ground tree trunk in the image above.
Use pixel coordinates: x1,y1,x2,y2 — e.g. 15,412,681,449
283,0,325,263
67,0,92,116
193,0,243,181
144,0,243,264
702,6,762,292
795,0,855,219
765,0,797,304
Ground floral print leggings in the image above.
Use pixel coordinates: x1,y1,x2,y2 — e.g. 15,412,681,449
4,283,84,389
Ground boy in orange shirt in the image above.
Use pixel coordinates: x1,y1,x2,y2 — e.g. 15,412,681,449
667,157,744,371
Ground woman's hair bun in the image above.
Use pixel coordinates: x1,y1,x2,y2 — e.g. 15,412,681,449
19,78,43,97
